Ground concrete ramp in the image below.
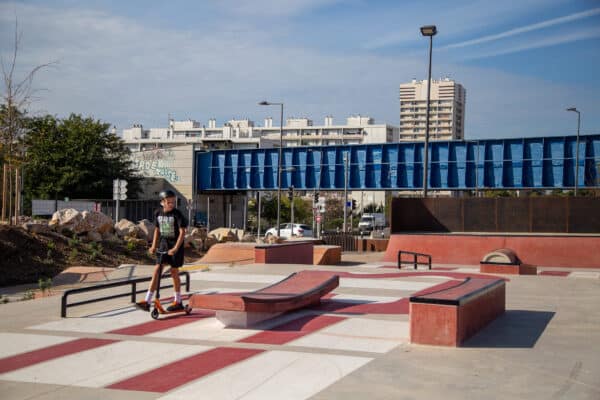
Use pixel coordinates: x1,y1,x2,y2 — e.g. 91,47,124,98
200,243,257,264
313,245,342,265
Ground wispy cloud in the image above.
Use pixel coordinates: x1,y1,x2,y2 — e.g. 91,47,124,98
0,1,598,138
210,0,342,18
443,7,600,49
464,27,600,59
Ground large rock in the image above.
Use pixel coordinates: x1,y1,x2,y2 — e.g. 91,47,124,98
86,231,103,242
203,235,218,250
137,219,155,241
102,231,120,242
79,211,113,234
22,221,51,234
208,227,244,242
49,208,82,232
265,235,284,244
115,219,140,238
190,227,207,240
241,233,256,242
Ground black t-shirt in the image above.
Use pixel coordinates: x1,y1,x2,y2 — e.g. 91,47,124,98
154,208,188,250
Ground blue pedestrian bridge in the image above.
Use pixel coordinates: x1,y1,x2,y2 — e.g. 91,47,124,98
195,134,600,191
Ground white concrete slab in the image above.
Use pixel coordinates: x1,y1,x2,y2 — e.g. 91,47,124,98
330,293,399,303
189,272,287,284
339,277,433,291
28,307,151,333
148,318,261,342
158,350,372,400
0,340,211,387
189,271,440,291
0,333,75,359
288,318,409,353
568,271,600,279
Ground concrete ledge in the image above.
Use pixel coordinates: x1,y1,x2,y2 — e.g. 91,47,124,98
313,245,342,265
480,262,537,275
255,241,314,264
356,238,389,252
384,233,600,268
409,278,505,346
189,271,339,326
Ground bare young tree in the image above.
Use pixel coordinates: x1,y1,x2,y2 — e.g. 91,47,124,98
1,18,55,224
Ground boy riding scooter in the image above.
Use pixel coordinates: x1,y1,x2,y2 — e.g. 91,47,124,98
136,190,188,313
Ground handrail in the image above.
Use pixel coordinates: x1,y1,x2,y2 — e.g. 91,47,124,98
398,250,432,270
60,271,190,318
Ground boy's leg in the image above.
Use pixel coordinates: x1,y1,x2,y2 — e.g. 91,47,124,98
136,264,161,311
167,267,184,311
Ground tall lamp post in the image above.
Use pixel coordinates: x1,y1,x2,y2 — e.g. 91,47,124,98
259,101,284,236
566,107,581,196
420,25,437,198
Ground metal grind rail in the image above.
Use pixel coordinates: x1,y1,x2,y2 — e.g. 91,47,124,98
60,271,190,317
398,250,432,270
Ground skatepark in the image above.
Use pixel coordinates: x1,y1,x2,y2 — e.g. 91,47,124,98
1,246,599,399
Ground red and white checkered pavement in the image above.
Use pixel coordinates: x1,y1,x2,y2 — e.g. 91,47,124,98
0,269,505,399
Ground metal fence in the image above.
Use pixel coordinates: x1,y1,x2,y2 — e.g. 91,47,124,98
391,197,600,234
321,231,357,251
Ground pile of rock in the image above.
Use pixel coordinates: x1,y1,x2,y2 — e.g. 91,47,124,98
22,208,155,244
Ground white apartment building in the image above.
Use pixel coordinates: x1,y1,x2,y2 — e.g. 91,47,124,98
121,115,398,152
399,78,466,141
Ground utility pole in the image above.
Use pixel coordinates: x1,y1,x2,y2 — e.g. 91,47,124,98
343,153,349,232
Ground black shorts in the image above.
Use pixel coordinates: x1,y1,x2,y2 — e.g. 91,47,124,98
156,248,184,268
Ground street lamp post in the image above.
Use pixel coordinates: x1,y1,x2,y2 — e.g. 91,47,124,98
420,25,437,198
566,107,581,196
259,101,284,236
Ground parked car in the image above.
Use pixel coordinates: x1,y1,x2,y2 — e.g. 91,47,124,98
265,223,313,239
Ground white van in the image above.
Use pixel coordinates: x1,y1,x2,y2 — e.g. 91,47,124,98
358,213,385,234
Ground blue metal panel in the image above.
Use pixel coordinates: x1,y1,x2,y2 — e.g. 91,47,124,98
383,145,396,188
525,139,544,187
195,134,600,191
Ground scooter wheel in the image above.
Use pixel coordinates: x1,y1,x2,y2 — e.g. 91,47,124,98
151,308,160,320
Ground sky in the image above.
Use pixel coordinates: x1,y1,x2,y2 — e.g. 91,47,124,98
0,0,599,139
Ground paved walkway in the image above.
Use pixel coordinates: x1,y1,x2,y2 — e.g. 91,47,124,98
1,254,599,399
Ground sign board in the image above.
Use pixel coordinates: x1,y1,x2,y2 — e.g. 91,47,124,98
346,201,351,208
316,215,321,223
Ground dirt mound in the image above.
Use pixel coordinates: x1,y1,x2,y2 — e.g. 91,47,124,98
0,225,203,287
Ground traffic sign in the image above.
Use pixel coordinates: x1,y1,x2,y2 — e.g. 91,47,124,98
316,215,321,223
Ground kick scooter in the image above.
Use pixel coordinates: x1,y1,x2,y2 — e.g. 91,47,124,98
150,250,192,320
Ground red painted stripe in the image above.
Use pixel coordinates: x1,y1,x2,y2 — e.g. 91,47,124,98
107,347,263,393
108,310,215,336
239,314,346,345
0,338,117,374
313,280,464,315
539,271,570,277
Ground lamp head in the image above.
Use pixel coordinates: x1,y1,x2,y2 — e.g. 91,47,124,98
420,25,437,37
259,101,270,106
566,107,578,113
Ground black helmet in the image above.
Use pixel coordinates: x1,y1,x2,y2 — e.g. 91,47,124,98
159,190,176,200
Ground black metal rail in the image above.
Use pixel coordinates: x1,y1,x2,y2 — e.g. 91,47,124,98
60,271,190,318
398,250,432,270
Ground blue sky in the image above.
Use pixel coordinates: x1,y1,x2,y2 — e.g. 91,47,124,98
1,0,599,139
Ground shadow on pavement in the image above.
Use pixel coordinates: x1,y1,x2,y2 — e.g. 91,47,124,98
464,309,555,348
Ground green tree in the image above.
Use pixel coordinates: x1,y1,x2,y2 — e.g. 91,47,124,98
22,114,141,208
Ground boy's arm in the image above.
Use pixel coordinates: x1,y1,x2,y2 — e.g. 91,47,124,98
149,227,159,253
169,227,186,256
